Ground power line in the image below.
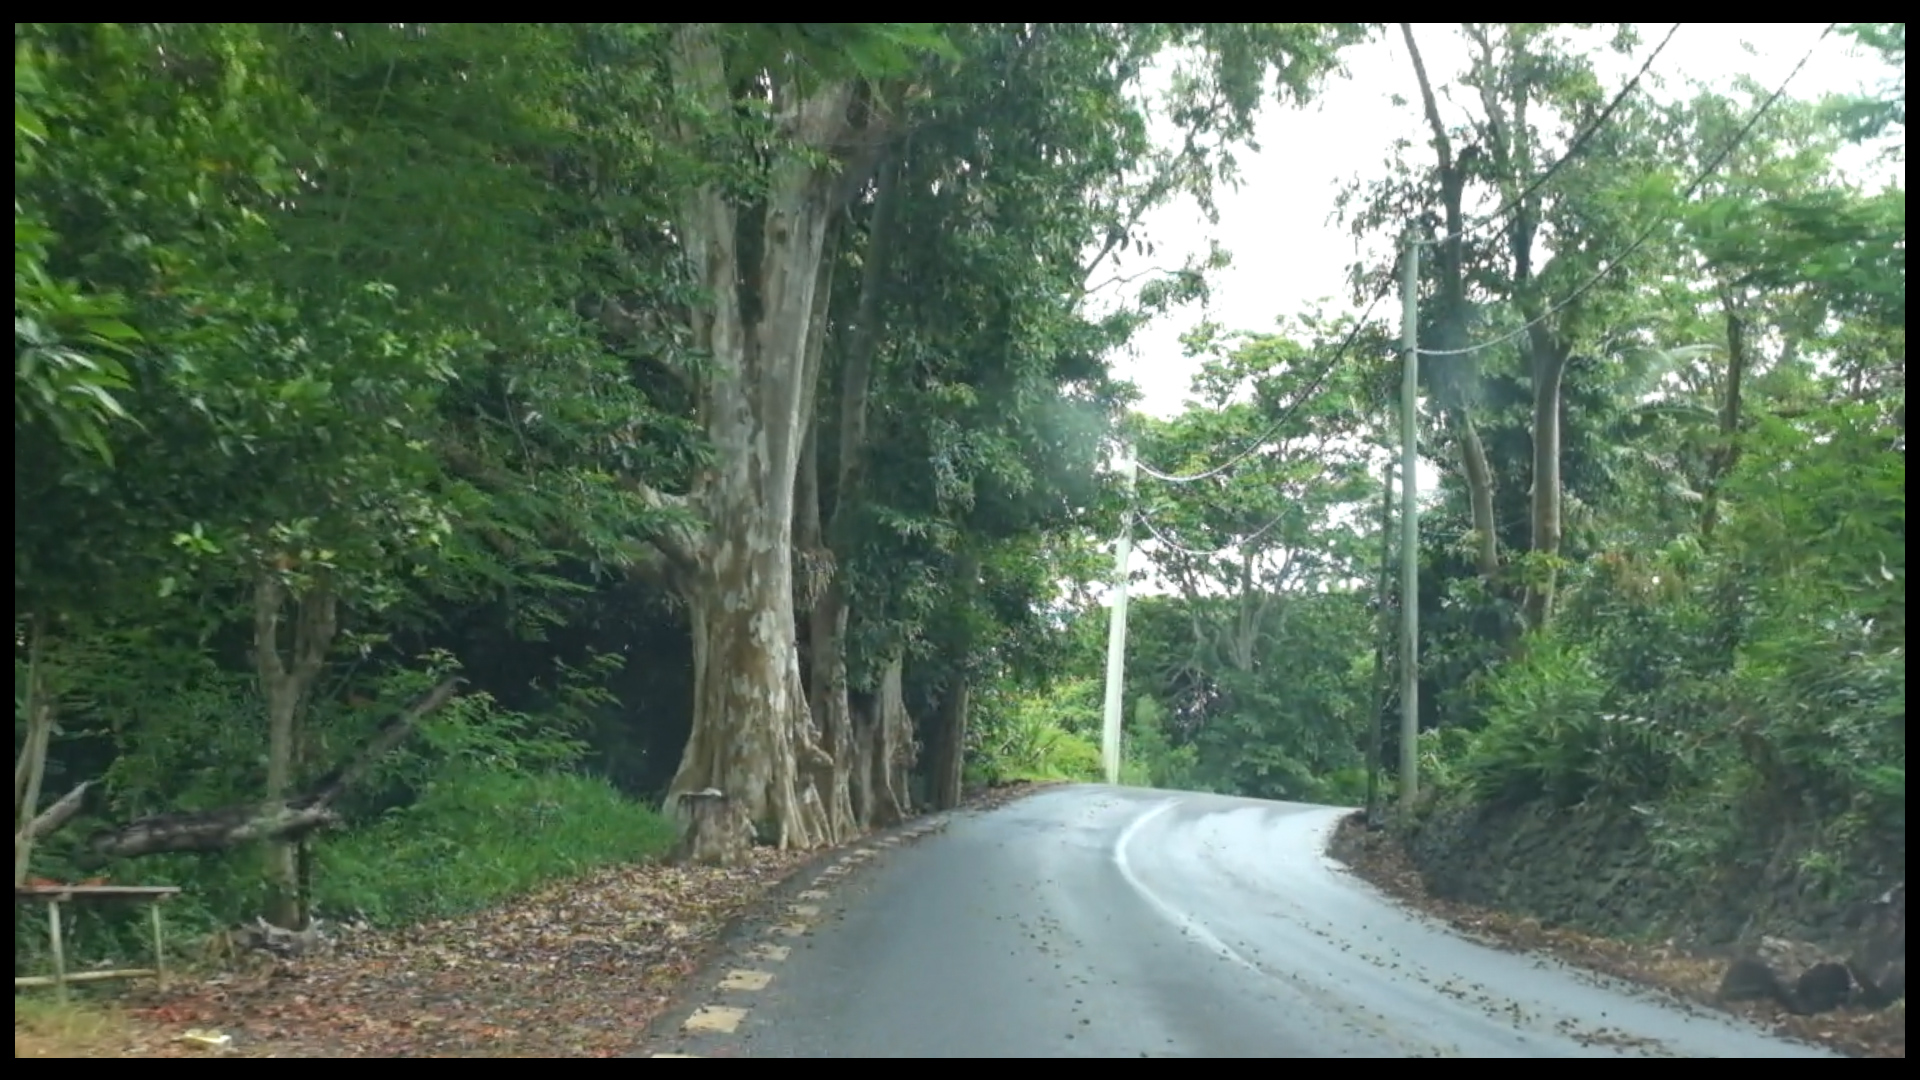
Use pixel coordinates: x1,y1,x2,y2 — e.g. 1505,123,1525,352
1453,23,1684,242
1124,25,1830,566
1136,500,1294,559
1127,27,1683,488
1134,282,1392,485
1418,23,1837,360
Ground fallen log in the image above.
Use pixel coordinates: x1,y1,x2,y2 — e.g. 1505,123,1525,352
91,801,341,859
21,780,93,843
85,676,464,860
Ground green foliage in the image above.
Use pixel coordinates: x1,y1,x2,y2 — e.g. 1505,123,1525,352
1124,696,1202,791
314,768,677,926
1458,632,1681,807
968,679,1105,785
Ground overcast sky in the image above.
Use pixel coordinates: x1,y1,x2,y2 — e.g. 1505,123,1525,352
1080,23,1894,603
1109,23,1885,421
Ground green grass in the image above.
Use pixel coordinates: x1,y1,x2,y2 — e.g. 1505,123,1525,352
313,768,677,925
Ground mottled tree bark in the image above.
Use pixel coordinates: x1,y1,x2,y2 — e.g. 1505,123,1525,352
804,154,905,833
659,26,854,860
863,655,912,826
655,26,920,860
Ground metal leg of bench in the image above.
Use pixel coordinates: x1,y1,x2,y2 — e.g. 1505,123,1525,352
48,899,68,1003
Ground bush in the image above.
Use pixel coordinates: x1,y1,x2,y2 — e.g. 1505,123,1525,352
313,767,676,925
1309,765,1369,807
1125,695,1201,790
1460,632,1676,807
970,683,1107,784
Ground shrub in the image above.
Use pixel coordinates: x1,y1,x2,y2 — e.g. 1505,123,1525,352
1461,633,1615,806
313,767,676,925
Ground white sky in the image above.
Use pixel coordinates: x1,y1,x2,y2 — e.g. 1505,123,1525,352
1111,23,1884,421
1083,23,1895,603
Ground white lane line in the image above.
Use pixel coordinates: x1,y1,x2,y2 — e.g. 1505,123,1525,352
1112,798,1262,975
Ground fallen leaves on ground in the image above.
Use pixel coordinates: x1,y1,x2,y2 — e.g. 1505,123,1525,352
1328,811,1906,1059
61,850,810,1058
24,791,1071,1060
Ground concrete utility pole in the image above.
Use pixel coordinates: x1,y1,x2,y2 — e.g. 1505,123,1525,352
1398,235,1421,806
1101,448,1137,785
1366,457,1393,827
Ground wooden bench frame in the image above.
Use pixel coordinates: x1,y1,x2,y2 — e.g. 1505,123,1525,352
15,884,181,1002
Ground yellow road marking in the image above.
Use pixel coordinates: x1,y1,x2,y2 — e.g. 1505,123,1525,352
719,969,774,992
797,889,829,901
683,1006,747,1034
772,922,809,938
749,944,791,962
788,904,821,918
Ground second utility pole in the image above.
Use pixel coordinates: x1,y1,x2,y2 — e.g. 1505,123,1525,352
1101,447,1137,785
1398,235,1421,807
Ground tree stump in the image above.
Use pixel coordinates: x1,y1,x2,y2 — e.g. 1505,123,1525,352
674,789,751,867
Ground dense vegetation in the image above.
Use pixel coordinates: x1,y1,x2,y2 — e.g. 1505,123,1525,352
13,21,1903,984
12,20,1365,957
1058,22,1902,953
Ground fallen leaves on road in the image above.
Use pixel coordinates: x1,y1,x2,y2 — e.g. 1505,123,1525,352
1328,812,1906,1059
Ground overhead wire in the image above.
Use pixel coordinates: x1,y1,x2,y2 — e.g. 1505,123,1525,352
1136,500,1294,560
1123,23,1830,561
1131,25,1682,487
1452,23,1685,243
1418,23,1837,359
1133,281,1393,485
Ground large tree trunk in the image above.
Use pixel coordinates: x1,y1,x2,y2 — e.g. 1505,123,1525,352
1470,22,1576,632
660,26,862,862
675,562,825,859
794,212,857,846
805,153,904,835
929,674,969,810
253,570,335,929
1457,413,1502,578
798,428,857,842
862,654,912,826
850,688,877,826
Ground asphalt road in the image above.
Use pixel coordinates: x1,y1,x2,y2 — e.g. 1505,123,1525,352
698,785,1829,1058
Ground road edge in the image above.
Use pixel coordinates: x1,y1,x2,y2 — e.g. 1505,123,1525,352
630,781,1069,1058
1324,809,1903,1059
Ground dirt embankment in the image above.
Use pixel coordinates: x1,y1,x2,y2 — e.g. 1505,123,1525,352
1329,802,1905,1059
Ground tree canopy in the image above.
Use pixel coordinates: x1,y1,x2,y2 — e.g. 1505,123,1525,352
13,24,1903,1013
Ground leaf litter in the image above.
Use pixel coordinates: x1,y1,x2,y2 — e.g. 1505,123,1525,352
89,852,810,1058
1328,811,1905,1059
34,784,1064,1058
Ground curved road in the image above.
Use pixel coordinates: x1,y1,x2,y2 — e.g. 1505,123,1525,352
658,785,1828,1058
